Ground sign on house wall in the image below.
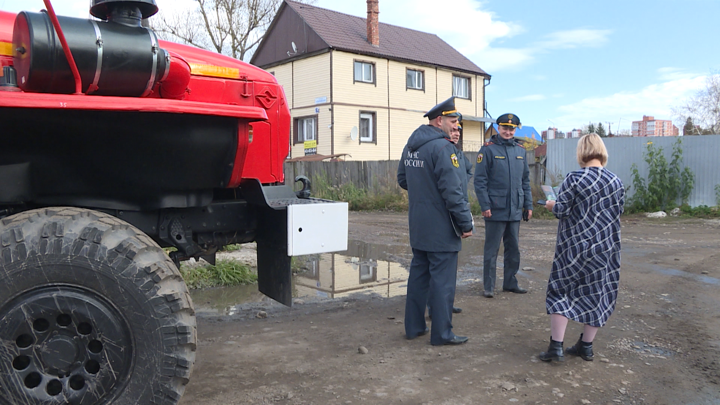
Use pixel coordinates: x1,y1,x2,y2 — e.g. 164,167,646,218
304,140,317,155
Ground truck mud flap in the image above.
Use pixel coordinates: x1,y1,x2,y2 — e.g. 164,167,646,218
255,205,293,306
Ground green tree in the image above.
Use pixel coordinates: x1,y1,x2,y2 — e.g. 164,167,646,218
596,122,606,137
683,117,699,135
586,123,596,134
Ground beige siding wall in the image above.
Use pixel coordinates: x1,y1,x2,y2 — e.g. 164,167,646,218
292,53,331,108
388,110,425,159
333,51,389,107
332,105,390,161
436,68,484,118
461,120,485,153
387,60,437,112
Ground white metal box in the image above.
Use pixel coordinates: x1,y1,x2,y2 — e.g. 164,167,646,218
287,201,348,256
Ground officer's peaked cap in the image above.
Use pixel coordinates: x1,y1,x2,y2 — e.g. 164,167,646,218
497,113,521,128
424,97,462,120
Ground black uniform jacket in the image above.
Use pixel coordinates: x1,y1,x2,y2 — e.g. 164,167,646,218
398,125,473,252
473,134,533,222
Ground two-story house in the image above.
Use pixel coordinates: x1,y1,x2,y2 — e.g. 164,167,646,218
251,0,491,161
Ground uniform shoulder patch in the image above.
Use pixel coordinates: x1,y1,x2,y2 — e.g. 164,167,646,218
477,153,484,163
483,141,494,146
450,153,459,168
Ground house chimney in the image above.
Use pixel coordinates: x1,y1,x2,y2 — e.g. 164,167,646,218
367,0,379,47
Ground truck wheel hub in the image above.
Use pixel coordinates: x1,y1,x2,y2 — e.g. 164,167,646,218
41,335,79,375
1,285,133,403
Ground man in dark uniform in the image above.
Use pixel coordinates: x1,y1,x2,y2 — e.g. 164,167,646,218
427,121,470,318
474,113,533,298
398,97,473,346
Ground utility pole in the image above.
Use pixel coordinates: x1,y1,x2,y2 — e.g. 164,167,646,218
606,122,612,136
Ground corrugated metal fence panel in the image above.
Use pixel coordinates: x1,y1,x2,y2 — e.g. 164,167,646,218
546,135,720,207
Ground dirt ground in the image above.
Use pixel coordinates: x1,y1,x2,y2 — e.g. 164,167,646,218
179,212,720,405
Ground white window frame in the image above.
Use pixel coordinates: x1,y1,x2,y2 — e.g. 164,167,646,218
298,117,316,142
359,112,374,143
406,69,423,90
453,75,470,99
354,61,374,83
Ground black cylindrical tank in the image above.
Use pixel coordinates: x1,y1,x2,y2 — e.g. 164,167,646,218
12,11,168,96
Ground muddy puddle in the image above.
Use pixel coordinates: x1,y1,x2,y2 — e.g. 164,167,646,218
191,238,492,315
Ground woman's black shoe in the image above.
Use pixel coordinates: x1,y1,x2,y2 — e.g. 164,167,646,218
565,334,594,361
539,338,564,362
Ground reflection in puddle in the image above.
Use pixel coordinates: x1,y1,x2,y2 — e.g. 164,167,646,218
191,238,489,315
191,284,265,316
294,253,409,300
649,266,719,286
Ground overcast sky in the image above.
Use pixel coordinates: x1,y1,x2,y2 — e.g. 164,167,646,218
2,0,718,133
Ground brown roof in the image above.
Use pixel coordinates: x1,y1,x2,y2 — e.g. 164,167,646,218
283,1,489,77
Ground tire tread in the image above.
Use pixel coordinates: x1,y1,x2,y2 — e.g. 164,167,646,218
0,207,196,405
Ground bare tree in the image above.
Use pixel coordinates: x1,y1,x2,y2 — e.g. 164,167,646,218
673,72,720,135
153,0,314,61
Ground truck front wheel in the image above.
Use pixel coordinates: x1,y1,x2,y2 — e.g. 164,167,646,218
0,208,196,405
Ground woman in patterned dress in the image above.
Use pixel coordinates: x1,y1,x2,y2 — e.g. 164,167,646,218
539,133,625,362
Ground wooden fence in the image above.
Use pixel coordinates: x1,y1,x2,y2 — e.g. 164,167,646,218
284,149,539,194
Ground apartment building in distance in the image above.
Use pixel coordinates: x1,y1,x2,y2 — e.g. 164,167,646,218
542,128,581,140
632,116,679,137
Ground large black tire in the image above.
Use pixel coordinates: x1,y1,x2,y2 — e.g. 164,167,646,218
0,208,196,404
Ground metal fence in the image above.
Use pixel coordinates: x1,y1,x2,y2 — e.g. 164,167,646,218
545,135,720,207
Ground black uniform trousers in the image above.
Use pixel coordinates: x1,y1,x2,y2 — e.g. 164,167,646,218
483,220,521,292
404,248,458,345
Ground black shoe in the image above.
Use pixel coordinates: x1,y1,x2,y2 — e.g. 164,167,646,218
565,334,594,361
407,327,429,340
438,335,468,346
539,338,564,362
503,287,528,294
483,291,494,298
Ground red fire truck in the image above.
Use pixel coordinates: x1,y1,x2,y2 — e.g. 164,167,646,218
0,0,348,403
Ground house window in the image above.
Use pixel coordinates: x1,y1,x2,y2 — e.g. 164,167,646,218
453,75,470,99
295,116,318,155
406,69,423,90
354,61,374,84
298,117,316,142
294,116,318,143
359,112,376,143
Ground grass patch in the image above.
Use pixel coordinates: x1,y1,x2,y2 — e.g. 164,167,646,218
678,204,720,218
180,259,257,289
312,174,407,211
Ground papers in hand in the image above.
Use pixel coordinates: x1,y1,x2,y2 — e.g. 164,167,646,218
541,185,560,201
